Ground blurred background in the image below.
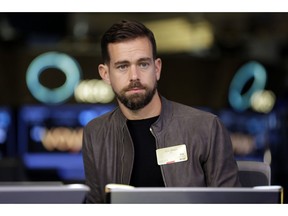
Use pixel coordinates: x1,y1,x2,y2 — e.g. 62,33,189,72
0,12,288,201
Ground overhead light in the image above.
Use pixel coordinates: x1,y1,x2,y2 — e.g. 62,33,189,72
144,17,214,53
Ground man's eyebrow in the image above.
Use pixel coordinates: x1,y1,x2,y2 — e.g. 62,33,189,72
114,57,152,66
114,60,130,66
138,57,152,62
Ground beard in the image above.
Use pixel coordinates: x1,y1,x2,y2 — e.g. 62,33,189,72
114,80,157,110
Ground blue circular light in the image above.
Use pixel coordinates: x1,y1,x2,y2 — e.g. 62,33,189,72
228,61,267,112
26,52,82,104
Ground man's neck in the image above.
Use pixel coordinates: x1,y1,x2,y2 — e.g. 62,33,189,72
118,93,162,120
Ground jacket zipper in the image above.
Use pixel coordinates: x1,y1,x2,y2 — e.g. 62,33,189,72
150,127,167,187
121,125,134,184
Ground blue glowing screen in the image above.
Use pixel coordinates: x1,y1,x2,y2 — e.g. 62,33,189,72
18,103,115,180
0,107,15,158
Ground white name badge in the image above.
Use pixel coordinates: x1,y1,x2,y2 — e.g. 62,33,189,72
156,144,188,165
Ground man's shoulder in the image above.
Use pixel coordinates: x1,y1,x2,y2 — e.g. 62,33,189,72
84,107,120,129
169,99,216,119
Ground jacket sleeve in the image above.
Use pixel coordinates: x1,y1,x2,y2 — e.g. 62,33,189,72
82,126,105,203
204,116,241,187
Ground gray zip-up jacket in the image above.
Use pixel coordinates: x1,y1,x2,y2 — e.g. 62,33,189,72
82,96,241,203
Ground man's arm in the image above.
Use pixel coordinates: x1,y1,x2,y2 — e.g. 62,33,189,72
82,127,105,203
204,117,241,187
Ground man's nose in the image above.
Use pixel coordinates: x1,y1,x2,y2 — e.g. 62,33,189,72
129,65,139,80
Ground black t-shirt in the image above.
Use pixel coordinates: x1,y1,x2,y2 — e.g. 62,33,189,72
127,116,165,187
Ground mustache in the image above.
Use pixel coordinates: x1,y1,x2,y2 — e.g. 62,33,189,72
125,80,145,91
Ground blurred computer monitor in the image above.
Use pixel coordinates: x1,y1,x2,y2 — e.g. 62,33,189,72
106,186,283,204
17,104,115,181
0,183,90,203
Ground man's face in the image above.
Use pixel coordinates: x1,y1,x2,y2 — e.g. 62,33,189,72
105,37,161,110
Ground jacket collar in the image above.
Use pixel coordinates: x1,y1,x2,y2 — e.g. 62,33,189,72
151,96,172,133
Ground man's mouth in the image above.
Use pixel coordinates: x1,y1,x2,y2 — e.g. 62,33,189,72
127,87,144,93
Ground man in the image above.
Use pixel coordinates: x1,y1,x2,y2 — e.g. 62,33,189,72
82,20,241,203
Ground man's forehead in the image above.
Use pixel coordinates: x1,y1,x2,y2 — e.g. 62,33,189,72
108,37,151,50
108,38,153,63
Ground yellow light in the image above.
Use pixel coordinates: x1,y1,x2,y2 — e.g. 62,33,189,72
144,17,214,53
251,90,276,113
74,79,115,103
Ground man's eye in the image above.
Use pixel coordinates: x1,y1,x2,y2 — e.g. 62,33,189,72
139,62,149,69
118,65,128,70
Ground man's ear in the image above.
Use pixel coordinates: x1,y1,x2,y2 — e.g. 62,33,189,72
98,64,111,85
155,58,162,81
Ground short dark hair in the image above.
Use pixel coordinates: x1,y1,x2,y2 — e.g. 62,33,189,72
100,20,157,63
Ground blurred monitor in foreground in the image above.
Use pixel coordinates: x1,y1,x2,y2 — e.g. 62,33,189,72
0,183,90,203
106,185,283,204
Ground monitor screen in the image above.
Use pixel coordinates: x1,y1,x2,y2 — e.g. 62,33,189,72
106,186,283,204
17,104,115,181
218,109,276,161
0,183,90,203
